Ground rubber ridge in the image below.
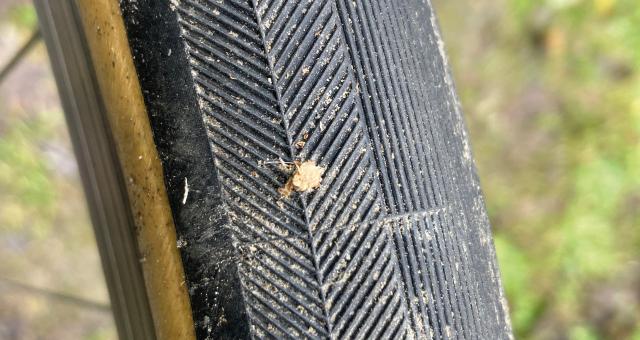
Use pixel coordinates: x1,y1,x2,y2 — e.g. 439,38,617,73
121,0,512,339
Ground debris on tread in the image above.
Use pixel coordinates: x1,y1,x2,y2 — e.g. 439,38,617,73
279,160,325,198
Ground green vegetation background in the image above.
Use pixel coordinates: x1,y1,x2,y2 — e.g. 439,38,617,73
0,1,115,339
0,0,638,339
434,0,640,338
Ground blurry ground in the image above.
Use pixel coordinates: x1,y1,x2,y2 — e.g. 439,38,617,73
434,0,640,339
0,1,116,339
0,0,639,340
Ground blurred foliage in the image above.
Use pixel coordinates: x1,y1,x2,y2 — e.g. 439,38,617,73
0,2,115,339
434,0,640,339
5,3,38,29
0,117,56,237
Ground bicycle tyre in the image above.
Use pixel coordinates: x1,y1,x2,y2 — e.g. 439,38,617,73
41,0,513,339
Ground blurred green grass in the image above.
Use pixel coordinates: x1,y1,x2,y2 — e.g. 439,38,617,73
0,1,115,339
434,0,640,339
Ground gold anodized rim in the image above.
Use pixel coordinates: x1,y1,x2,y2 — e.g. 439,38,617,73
74,1,196,339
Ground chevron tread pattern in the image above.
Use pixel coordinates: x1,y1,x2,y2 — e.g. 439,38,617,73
166,0,511,339
176,0,410,338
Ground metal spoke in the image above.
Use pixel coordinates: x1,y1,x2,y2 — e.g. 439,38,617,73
0,29,41,84
0,276,111,312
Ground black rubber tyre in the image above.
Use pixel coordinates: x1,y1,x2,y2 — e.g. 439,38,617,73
120,1,512,339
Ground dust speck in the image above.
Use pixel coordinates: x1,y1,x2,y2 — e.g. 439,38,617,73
182,177,189,204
